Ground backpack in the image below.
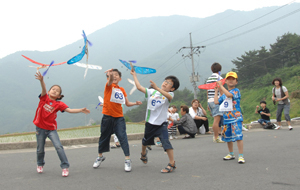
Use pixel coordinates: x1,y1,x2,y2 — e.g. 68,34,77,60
263,122,276,129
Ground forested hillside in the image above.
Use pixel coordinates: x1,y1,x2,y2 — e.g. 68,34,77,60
125,33,300,123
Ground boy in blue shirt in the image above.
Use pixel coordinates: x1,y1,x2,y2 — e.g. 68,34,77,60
214,71,245,164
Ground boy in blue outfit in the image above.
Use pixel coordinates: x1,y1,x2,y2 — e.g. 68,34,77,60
214,71,245,164
131,69,180,173
255,100,271,126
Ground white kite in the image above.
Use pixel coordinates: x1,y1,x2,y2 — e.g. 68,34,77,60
96,96,104,109
127,78,137,95
74,62,103,79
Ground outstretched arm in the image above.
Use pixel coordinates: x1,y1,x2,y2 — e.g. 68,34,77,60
150,80,173,101
125,97,142,107
105,69,114,87
130,70,146,94
255,106,259,114
64,108,90,114
35,71,47,97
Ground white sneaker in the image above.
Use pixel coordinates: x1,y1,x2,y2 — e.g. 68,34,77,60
37,166,43,173
125,159,132,172
62,168,69,177
169,135,173,140
173,136,178,139
242,126,248,131
275,125,282,130
93,156,106,168
288,126,293,130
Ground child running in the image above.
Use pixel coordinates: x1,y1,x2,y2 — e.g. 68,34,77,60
131,69,180,173
34,72,90,177
214,71,245,164
93,69,142,172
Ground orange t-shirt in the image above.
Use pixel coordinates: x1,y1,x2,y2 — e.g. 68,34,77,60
102,82,127,117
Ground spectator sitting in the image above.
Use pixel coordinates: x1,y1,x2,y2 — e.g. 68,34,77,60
173,105,197,139
255,101,271,126
189,99,211,134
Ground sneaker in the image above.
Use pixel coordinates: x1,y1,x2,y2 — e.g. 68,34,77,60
62,168,69,177
37,166,43,173
288,126,293,130
238,156,245,164
223,154,235,160
213,137,225,143
275,125,282,130
169,135,173,140
242,126,248,131
156,141,162,147
93,156,106,168
173,136,178,139
124,159,132,172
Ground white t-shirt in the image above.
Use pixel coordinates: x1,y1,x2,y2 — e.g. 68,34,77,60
273,86,290,104
145,88,174,125
168,112,180,124
189,107,205,119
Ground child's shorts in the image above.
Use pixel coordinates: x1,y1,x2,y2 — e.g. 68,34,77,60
208,102,223,117
221,121,243,142
143,122,173,151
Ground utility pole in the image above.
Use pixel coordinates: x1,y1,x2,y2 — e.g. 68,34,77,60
178,33,205,99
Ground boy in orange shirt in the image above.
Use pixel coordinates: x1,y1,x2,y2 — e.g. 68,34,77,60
93,69,142,172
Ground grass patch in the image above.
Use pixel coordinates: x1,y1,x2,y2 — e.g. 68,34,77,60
0,123,145,143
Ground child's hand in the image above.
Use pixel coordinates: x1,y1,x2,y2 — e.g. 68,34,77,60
256,105,259,109
104,68,113,76
35,71,43,81
150,80,158,90
216,81,222,86
130,69,136,76
214,86,218,91
136,101,142,105
81,108,90,114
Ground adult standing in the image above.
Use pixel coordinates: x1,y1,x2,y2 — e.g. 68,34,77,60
271,77,293,130
189,99,212,134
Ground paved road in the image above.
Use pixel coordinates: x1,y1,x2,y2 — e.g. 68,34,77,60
0,126,299,190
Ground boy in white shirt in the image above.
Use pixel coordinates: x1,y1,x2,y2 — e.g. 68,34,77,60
131,69,180,173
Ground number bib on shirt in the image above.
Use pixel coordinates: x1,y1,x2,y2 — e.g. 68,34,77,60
147,91,166,111
219,97,233,111
110,87,125,104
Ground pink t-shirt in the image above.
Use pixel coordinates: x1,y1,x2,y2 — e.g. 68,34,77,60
33,94,69,130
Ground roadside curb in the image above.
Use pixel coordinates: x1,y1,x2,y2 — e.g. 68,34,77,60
0,120,299,151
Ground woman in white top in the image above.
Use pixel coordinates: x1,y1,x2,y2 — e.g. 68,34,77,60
271,77,293,130
189,99,212,134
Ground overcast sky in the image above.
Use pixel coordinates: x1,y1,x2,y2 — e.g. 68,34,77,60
1,0,299,58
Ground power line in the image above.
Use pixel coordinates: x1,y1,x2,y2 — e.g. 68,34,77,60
194,0,296,45
204,7,300,47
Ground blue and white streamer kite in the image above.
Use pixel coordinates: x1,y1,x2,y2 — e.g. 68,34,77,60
119,59,156,74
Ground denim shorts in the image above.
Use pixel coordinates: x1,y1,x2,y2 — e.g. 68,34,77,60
142,122,173,151
208,102,223,117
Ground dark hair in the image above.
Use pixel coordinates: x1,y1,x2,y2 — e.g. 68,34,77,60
260,100,266,104
180,105,189,113
191,99,199,105
272,77,282,86
171,105,177,109
49,85,64,100
211,62,222,73
165,75,180,91
106,69,122,78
